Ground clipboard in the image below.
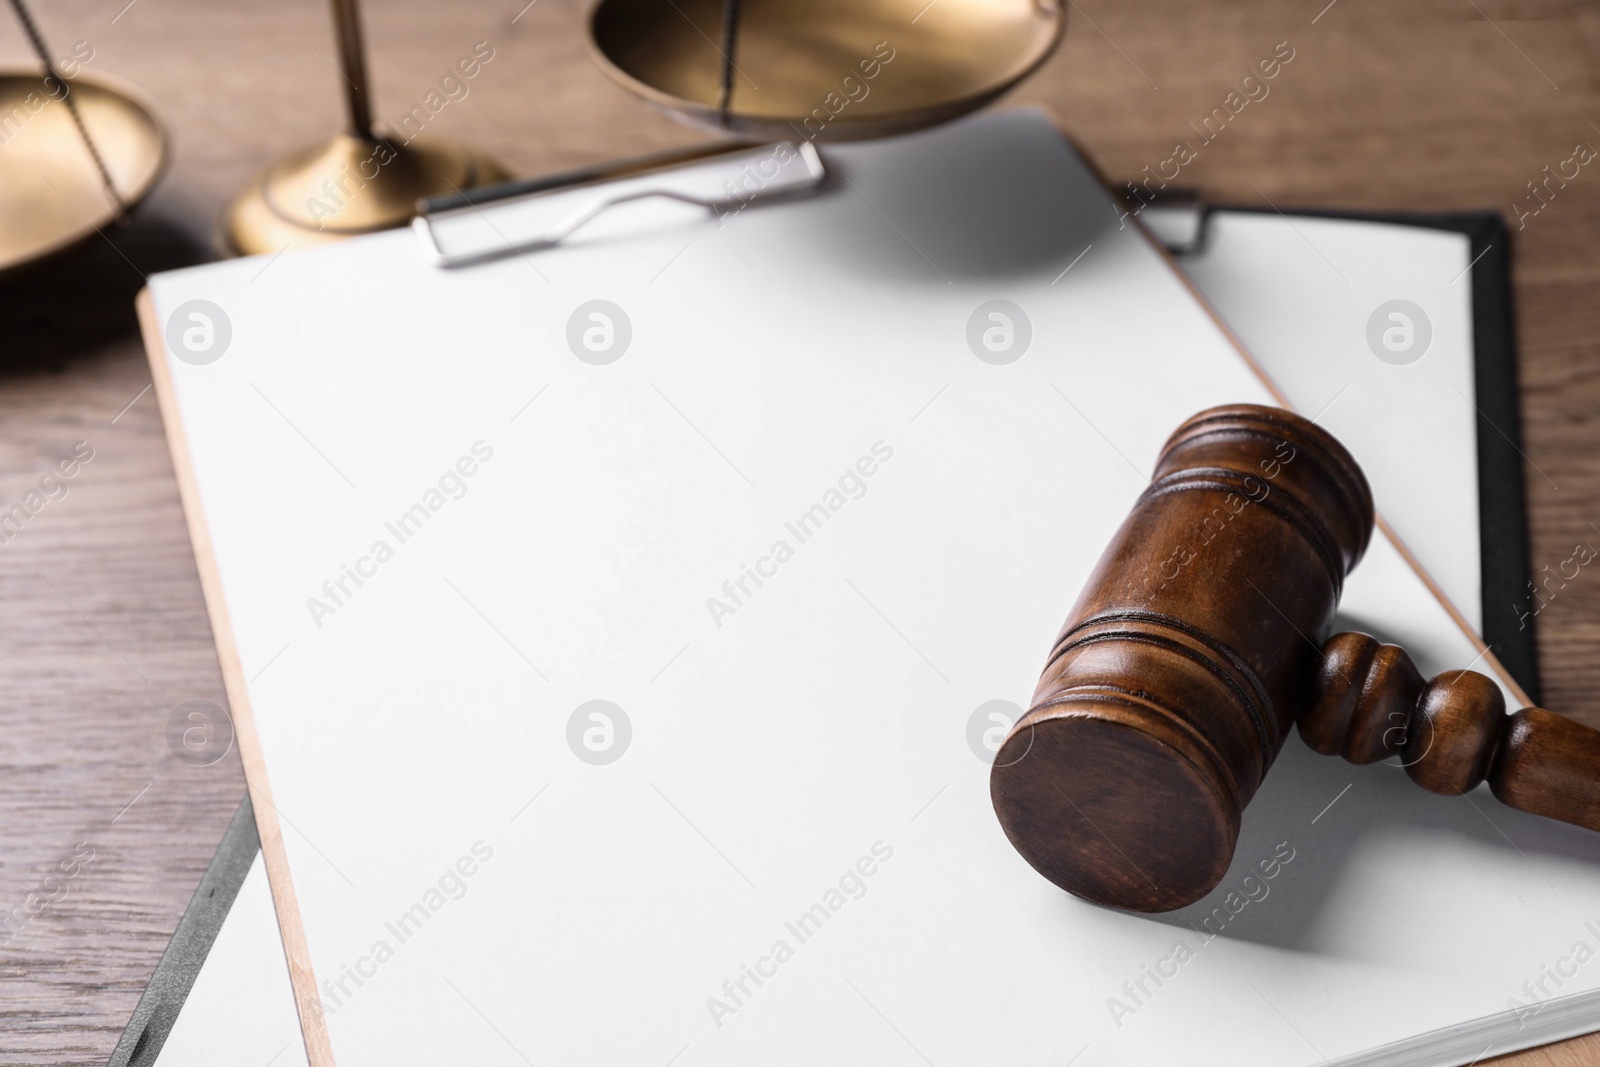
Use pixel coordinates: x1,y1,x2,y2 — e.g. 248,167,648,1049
1138,195,1536,702
116,191,1542,1067
128,108,1574,1067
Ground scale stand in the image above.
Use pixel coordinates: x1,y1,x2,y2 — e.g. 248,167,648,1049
222,0,507,257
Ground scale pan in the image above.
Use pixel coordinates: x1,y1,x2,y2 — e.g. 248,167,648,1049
589,0,1064,141
0,69,167,279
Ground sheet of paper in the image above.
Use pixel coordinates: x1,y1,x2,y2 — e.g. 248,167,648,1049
1179,211,1483,633
145,111,1597,1067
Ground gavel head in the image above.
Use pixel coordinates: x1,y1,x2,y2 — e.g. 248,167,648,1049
990,404,1374,912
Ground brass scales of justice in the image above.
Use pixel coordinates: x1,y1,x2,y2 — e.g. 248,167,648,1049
222,0,1067,255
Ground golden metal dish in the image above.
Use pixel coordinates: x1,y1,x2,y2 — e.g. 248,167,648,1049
589,0,1064,141
0,68,167,279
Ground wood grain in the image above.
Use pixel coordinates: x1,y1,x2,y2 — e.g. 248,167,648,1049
0,0,1596,1064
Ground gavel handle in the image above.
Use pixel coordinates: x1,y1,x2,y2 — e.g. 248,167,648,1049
1303,632,1600,834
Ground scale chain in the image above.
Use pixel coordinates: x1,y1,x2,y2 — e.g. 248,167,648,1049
5,0,127,215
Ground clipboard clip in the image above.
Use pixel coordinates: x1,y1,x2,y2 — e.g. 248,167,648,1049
413,141,826,269
1121,187,1210,256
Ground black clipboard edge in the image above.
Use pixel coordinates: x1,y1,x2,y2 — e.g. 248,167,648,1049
1170,202,1538,704
107,797,259,1067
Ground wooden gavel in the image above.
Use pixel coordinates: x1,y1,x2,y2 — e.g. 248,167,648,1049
990,404,1600,912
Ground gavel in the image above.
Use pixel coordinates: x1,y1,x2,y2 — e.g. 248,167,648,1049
990,404,1600,913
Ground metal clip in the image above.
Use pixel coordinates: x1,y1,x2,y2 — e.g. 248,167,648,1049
413,141,826,269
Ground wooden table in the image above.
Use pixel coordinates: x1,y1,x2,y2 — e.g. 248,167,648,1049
1,0,1595,1063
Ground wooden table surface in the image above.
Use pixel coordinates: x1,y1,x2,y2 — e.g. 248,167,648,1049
1,0,1596,1063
